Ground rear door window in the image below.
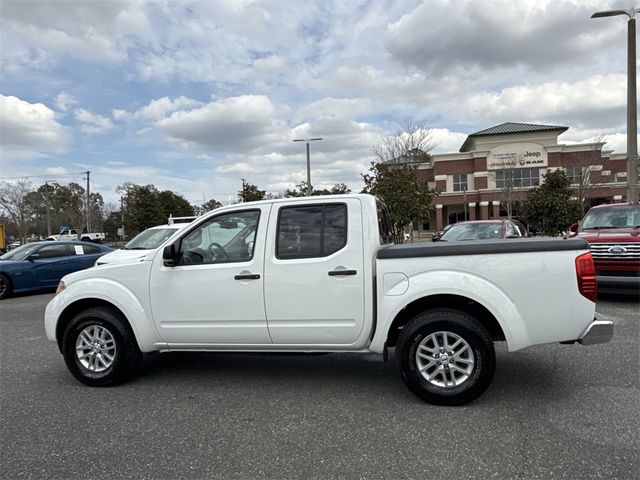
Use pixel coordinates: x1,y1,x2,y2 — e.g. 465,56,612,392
277,204,347,259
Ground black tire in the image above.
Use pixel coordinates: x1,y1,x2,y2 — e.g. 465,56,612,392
0,274,12,300
397,309,495,406
62,307,142,386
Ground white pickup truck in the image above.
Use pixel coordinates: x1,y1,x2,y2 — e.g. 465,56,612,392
47,229,106,243
45,194,613,405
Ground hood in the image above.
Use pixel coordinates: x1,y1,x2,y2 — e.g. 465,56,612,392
95,248,155,265
577,227,640,243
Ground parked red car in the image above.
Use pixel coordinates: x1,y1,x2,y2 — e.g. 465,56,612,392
571,202,640,294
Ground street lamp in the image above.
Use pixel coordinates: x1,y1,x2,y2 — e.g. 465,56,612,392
592,7,640,202
293,137,323,196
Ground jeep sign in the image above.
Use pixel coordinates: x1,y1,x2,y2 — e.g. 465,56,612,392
487,143,548,170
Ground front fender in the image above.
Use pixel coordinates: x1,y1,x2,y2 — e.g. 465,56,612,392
370,270,530,353
44,277,164,352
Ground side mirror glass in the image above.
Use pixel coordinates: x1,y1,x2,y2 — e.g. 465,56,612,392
570,223,578,233
162,243,177,267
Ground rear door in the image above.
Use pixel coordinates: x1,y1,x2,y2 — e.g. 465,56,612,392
264,198,365,345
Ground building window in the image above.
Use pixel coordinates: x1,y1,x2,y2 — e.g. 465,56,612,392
496,168,540,188
566,166,583,184
452,173,468,192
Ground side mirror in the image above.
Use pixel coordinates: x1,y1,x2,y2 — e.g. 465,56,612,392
162,244,177,267
28,254,40,262
570,223,579,233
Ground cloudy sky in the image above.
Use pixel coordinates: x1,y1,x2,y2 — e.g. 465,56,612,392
0,0,634,204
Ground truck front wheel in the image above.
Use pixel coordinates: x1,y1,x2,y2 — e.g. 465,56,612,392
62,307,142,386
397,309,495,406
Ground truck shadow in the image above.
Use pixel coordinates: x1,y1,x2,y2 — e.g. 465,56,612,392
132,348,571,406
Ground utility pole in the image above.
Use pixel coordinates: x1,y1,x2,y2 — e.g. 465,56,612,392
85,170,91,235
120,195,125,241
44,181,53,236
293,137,323,196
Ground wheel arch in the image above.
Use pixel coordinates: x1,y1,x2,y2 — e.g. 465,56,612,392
385,294,506,349
55,298,136,353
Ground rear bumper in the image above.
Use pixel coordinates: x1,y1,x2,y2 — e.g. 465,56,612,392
596,275,640,294
577,313,614,346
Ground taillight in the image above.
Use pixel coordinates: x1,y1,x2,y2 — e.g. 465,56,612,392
575,252,597,302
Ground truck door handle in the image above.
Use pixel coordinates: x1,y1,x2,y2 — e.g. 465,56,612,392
234,273,260,280
328,269,357,276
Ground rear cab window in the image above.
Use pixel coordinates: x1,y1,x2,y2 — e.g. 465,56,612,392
276,204,347,259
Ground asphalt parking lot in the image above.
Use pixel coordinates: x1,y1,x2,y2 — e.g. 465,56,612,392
1,293,638,479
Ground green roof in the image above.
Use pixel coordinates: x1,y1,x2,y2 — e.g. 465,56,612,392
460,122,568,151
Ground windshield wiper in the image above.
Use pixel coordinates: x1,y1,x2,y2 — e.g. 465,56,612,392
127,247,149,250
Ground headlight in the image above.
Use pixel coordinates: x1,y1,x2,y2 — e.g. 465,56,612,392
56,280,66,294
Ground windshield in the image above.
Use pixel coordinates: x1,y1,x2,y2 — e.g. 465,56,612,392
440,222,503,241
124,227,180,250
581,204,640,229
0,243,40,261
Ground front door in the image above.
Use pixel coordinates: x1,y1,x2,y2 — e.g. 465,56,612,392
33,243,75,287
149,206,271,345
264,199,365,345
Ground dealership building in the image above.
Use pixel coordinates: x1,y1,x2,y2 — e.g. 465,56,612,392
405,122,630,231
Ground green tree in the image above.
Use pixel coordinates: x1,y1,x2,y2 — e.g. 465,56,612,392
119,184,164,235
284,181,352,197
116,184,196,235
362,162,437,243
238,180,266,202
194,198,223,215
25,182,104,237
522,170,582,236
158,190,195,220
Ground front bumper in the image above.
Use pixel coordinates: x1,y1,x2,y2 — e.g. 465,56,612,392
577,312,614,346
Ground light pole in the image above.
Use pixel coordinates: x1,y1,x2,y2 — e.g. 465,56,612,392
592,7,640,202
293,137,323,196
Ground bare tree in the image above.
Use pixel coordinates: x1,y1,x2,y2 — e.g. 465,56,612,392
490,155,522,220
365,119,438,243
0,180,34,243
372,119,436,164
562,134,606,213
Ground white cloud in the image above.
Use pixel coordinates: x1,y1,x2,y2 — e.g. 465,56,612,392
385,0,626,76
46,166,68,175
74,108,115,134
436,74,626,132
55,92,78,112
430,129,469,154
253,55,285,74
0,1,154,73
0,94,68,159
156,95,282,152
114,96,203,122
601,133,627,154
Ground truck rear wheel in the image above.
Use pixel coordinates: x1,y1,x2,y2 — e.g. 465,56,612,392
397,309,495,406
62,307,142,386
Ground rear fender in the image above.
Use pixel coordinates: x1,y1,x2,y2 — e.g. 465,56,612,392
371,270,530,353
